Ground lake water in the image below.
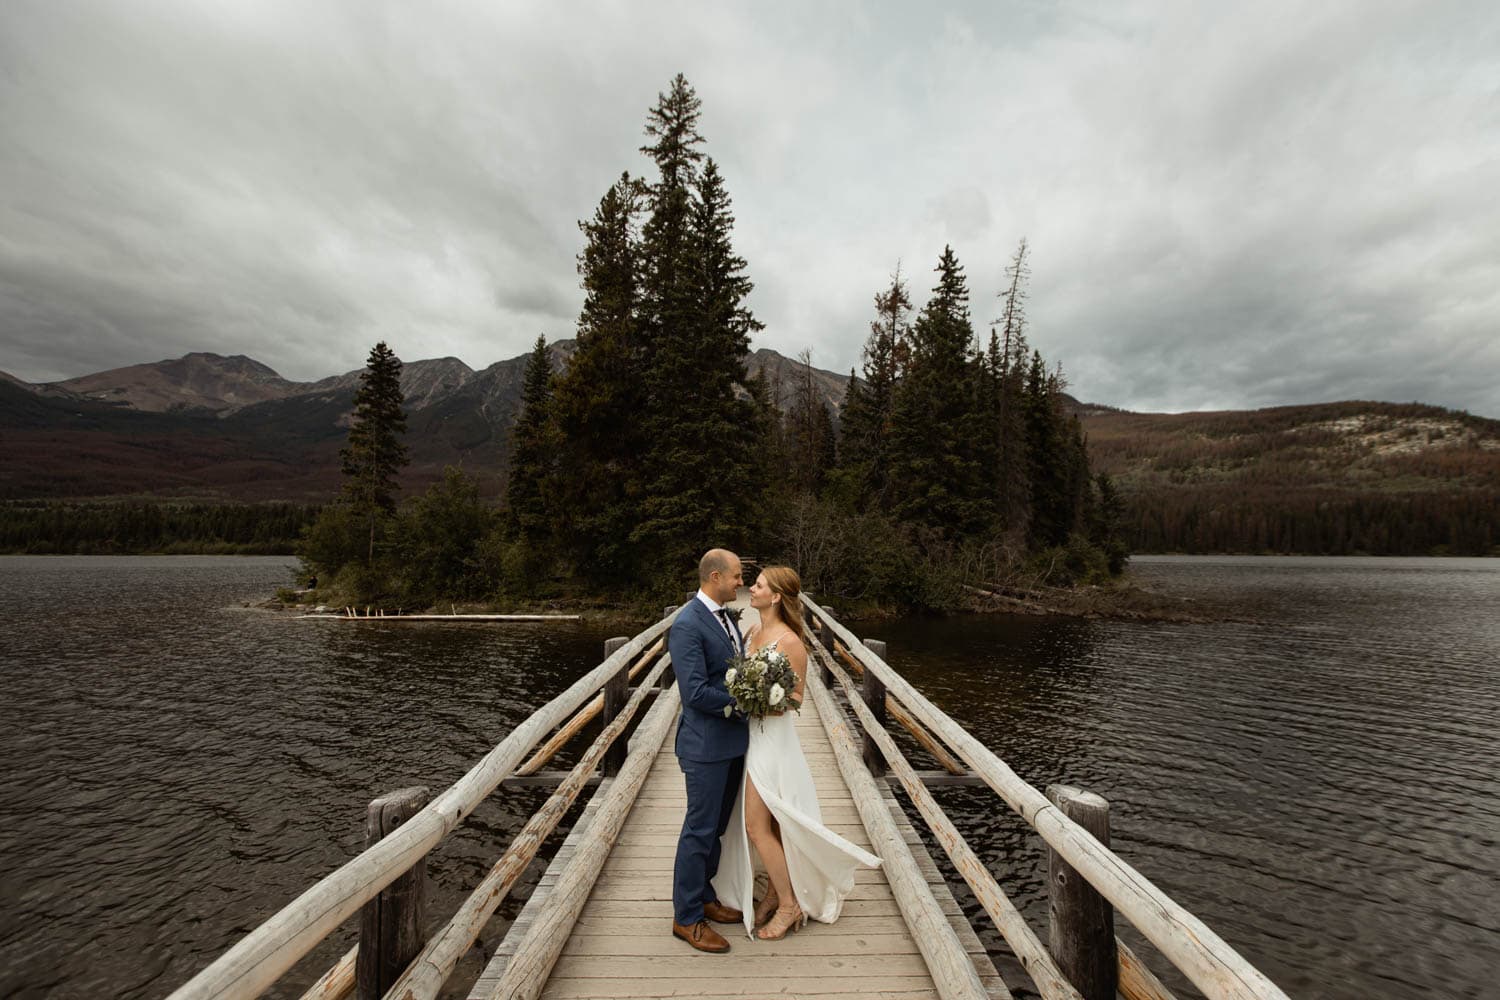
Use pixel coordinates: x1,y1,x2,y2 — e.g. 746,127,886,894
0,555,1495,999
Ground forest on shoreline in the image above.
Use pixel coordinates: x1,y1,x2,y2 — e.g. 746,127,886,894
0,500,317,555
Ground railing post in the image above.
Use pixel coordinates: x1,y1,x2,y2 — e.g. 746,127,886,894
661,606,680,689
357,786,429,1000
861,638,888,777
1045,784,1117,1000
601,637,630,777
816,607,837,687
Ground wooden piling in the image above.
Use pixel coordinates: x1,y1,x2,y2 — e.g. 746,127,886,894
660,606,680,689
862,637,890,777
356,787,429,1000
600,637,630,777
817,607,837,686
1046,784,1117,1000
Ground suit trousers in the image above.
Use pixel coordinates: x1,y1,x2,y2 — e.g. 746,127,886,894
672,754,744,926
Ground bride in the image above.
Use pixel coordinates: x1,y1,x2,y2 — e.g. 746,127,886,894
711,566,882,940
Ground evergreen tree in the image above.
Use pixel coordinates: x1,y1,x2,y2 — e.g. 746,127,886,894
506,335,556,544
549,174,647,583
785,350,836,494
637,73,704,366
398,467,501,602
888,246,991,539
1023,349,1069,548
634,76,760,577
340,341,408,564
838,267,910,509
1090,472,1128,573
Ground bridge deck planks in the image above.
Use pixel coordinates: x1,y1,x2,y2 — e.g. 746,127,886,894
470,685,1008,1000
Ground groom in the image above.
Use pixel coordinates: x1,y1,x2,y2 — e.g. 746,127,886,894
669,548,749,953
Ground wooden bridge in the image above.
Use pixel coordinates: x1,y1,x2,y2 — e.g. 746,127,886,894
167,598,1289,1000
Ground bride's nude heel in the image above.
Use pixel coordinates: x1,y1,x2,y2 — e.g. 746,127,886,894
753,890,780,929
756,903,806,940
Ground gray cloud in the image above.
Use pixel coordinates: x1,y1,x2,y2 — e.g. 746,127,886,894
1,0,1497,416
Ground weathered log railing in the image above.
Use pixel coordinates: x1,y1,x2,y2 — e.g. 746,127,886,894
801,594,1289,1000
170,596,1286,1000
167,611,682,1000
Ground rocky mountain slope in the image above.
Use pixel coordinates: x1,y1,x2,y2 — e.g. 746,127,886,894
0,343,838,501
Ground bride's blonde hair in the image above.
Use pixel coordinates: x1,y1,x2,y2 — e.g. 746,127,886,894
760,565,808,644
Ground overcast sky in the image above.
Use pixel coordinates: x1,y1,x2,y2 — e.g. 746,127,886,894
2,1,1497,415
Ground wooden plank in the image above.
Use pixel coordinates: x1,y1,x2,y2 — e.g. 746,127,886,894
539,976,941,998
390,656,673,1000
476,628,1008,1000
469,772,616,998
806,672,999,1000
486,687,684,999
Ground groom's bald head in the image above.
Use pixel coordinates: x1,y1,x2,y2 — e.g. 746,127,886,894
699,548,739,582
698,548,743,603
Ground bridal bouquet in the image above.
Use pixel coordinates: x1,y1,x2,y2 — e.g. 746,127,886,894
723,646,801,719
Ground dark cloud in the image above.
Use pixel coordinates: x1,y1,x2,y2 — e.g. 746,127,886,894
2,1,1496,415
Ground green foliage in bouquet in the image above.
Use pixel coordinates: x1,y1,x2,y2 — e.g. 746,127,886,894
724,646,801,719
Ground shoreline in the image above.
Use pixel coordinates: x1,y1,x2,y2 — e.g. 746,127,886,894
259,572,1239,626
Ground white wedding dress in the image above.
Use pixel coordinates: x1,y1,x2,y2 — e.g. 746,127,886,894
711,636,883,938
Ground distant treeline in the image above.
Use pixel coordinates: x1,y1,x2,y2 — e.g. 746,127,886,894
1128,489,1500,556
0,501,320,555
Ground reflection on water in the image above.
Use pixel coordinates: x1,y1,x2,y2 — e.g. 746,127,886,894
0,556,1496,999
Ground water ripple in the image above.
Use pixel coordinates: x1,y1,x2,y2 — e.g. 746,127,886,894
2,555,1498,999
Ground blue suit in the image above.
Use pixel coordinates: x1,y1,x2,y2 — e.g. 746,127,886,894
670,597,749,926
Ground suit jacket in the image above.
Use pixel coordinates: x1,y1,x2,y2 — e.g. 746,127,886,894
670,598,749,763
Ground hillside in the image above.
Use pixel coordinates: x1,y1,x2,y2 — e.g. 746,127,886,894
5,350,1497,556
1082,402,1500,555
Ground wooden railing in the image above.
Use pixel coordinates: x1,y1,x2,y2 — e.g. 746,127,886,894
801,594,1289,1000
167,610,681,1000
168,597,1287,1000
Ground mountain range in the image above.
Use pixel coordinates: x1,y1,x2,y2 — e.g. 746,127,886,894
3,347,1498,552
0,346,853,501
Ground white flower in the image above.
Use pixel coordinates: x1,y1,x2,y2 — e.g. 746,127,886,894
725,668,737,684
769,683,785,706
724,704,734,718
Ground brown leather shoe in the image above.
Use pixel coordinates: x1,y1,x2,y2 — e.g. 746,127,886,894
671,919,731,953
703,900,744,924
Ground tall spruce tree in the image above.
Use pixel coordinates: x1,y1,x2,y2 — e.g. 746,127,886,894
634,77,760,576
548,174,646,583
1023,349,1070,548
888,246,991,539
506,335,556,545
1090,472,1128,573
340,341,408,564
838,267,910,509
